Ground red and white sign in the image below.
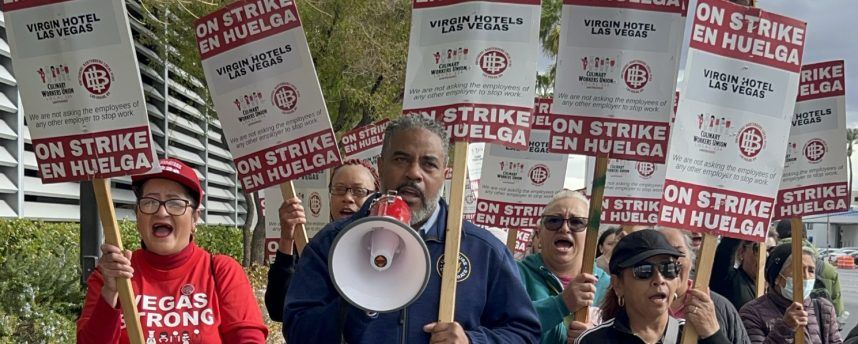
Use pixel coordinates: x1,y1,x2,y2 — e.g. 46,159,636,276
775,61,848,219
264,169,331,263
340,119,390,169
549,0,686,163
586,158,666,226
196,1,341,193
659,0,806,242
403,0,541,150
5,0,157,182
475,98,569,229
442,143,485,220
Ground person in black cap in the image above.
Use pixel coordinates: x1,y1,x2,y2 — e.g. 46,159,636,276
738,243,842,344
576,229,729,344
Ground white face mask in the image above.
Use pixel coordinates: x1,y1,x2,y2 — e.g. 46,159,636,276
780,275,814,300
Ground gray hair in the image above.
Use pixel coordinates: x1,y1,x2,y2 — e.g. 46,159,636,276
381,116,450,160
655,227,697,271
538,190,590,228
779,246,818,276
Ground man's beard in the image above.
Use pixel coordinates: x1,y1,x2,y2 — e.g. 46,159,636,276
384,181,440,226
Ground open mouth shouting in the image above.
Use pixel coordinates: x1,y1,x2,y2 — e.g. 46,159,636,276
553,237,575,254
152,222,174,238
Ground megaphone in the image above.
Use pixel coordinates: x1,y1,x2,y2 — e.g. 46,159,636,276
329,192,431,313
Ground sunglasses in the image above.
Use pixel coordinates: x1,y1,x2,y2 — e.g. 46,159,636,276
541,215,588,232
631,261,681,280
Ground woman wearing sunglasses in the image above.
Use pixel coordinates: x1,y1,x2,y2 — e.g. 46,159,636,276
739,243,842,344
265,159,379,322
517,190,610,344
78,158,267,343
577,229,729,344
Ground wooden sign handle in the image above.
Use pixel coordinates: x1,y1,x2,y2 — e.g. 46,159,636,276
791,217,805,344
438,141,469,323
680,233,718,344
506,228,518,253
93,178,145,344
574,156,608,324
280,181,309,255
755,240,767,297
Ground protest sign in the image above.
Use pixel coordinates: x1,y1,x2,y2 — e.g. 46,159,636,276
658,0,806,243
195,1,341,194
341,119,389,168
5,0,157,183
264,170,331,262
475,99,569,230
775,60,847,219
4,1,166,341
549,0,686,162
403,0,541,150
586,158,665,226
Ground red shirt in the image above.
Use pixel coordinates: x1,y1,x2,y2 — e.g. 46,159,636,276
77,243,267,343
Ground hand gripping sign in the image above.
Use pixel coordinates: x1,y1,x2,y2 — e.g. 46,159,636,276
4,1,161,341
548,0,686,163
657,1,807,343
196,1,342,254
403,0,541,323
775,61,848,219
264,170,331,263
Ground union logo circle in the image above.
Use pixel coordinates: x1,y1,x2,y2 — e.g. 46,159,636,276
737,124,766,160
622,60,651,92
309,192,322,216
477,48,510,77
78,60,113,96
180,284,195,296
803,139,827,163
272,83,300,113
636,162,655,178
529,164,550,186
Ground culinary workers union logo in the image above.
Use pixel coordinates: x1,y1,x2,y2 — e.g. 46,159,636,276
272,82,299,114
477,48,510,78
528,164,550,186
436,253,471,282
78,59,113,98
803,139,827,163
737,123,766,161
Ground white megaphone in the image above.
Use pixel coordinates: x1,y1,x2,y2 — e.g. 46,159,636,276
329,192,431,313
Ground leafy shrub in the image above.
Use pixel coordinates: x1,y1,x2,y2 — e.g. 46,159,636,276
0,219,246,342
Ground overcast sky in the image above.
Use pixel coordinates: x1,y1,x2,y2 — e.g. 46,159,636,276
544,1,858,189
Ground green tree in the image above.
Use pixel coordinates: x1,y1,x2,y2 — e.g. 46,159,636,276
138,0,410,133
536,0,562,95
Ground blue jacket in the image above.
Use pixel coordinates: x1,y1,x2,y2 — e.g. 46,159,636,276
284,196,541,343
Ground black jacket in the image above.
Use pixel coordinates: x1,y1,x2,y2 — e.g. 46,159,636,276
710,237,757,310
575,309,731,344
264,250,296,322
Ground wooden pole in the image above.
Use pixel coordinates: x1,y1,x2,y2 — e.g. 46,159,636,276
506,228,518,253
280,181,308,255
755,241,767,297
438,141,469,322
574,156,608,323
680,233,718,344
791,217,805,344
92,178,145,344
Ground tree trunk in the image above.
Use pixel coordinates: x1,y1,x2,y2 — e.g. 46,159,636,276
241,191,257,267
249,192,267,266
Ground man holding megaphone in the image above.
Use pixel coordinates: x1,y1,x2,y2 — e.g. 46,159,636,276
284,116,541,343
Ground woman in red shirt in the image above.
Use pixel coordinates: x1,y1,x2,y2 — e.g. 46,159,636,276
77,158,268,343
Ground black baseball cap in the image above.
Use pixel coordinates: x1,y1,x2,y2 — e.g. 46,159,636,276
609,229,684,275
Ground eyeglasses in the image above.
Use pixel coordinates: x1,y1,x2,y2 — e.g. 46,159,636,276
330,185,374,198
541,215,588,232
137,197,192,216
631,261,681,280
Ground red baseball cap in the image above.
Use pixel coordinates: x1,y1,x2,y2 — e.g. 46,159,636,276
132,158,203,205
